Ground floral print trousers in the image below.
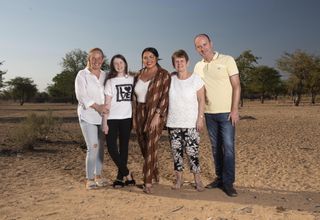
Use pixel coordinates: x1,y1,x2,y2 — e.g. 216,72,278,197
168,128,201,173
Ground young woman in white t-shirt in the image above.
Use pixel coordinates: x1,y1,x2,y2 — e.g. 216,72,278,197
166,49,205,191
102,54,135,188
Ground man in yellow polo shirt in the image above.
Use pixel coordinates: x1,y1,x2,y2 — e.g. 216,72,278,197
194,33,241,197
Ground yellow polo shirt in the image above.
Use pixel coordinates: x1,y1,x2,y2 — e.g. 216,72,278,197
194,52,239,114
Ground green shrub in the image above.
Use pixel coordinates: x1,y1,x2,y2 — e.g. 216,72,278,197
12,111,62,150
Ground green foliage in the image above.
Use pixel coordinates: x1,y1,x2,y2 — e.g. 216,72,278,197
277,50,320,105
6,77,38,105
236,50,260,106
12,112,62,150
47,70,75,101
61,49,88,74
247,66,283,103
47,49,110,103
0,60,7,89
34,91,50,103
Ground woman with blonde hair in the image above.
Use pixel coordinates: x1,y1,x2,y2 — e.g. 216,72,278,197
75,48,108,190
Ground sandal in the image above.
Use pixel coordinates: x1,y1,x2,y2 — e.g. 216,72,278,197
86,180,98,190
125,173,136,186
95,178,108,187
113,180,125,188
195,181,205,192
143,184,153,194
171,171,183,190
194,174,205,192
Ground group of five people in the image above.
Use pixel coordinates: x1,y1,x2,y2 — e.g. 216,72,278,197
75,33,241,197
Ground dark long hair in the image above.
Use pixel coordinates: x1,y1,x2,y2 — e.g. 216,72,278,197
141,47,161,69
106,54,128,81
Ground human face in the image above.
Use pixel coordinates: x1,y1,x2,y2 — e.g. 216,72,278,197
113,58,126,74
89,51,104,71
194,36,214,61
142,51,157,69
173,57,188,73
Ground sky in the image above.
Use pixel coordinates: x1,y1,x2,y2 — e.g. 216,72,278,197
1,0,320,92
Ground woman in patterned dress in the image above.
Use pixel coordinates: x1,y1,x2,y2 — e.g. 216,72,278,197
133,47,171,194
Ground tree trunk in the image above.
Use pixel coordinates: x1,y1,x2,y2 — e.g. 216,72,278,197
19,98,24,106
294,93,301,106
294,80,303,106
240,89,244,107
311,93,316,105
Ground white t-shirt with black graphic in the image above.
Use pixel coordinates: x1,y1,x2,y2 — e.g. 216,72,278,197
104,75,134,120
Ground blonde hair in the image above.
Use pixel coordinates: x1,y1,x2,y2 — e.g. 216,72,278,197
86,48,105,68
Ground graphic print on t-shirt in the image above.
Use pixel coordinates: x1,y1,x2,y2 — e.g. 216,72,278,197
116,84,132,102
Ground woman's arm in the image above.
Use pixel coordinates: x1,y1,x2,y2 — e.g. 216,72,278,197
150,72,171,129
75,72,107,114
102,95,112,134
196,86,205,132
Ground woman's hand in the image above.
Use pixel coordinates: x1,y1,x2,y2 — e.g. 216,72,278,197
102,113,109,135
102,124,109,135
196,116,204,132
150,113,160,130
92,103,108,115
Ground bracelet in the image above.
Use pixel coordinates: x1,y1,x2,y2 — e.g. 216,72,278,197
155,108,161,114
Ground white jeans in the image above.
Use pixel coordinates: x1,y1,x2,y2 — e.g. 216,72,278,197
79,120,105,179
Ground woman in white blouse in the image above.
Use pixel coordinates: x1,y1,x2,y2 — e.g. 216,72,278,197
75,48,108,190
166,49,205,191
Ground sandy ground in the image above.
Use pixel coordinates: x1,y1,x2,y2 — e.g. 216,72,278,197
0,101,320,220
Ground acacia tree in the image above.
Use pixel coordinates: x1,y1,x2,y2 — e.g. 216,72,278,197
48,49,109,103
248,66,282,103
306,62,320,104
0,61,7,89
277,50,317,106
47,70,75,102
235,50,259,106
61,49,88,75
6,77,38,105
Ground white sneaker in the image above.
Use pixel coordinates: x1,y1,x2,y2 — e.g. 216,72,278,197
95,178,108,187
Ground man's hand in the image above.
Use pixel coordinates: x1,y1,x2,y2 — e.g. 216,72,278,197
228,110,239,126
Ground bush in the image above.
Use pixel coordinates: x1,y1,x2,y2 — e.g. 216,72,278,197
12,112,62,150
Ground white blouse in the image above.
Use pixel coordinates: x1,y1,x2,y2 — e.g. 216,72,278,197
166,73,204,128
75,67,106,125
134,79,150,103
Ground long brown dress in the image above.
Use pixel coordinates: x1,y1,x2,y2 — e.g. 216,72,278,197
133,66,171,185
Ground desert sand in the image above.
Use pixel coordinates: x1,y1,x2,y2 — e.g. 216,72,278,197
0,101,320,220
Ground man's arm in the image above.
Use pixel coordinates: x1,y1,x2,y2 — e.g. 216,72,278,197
229,74,241,126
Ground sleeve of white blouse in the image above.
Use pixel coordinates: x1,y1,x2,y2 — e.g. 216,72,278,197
195,74,205,91
104,79,113,97
75,71,95,109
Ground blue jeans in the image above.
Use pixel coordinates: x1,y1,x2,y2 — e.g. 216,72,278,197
79,120,105,180
205,113,235,186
